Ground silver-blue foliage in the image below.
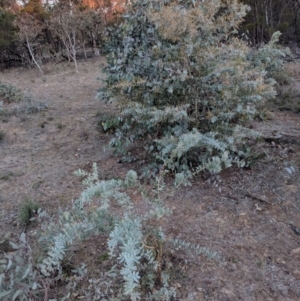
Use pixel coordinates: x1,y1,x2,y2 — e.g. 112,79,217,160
100,0,288,179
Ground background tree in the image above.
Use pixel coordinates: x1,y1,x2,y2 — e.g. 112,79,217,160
241,0,300,46
0,0,18,9
48,0,108,71
15,12,45,73
82,0,128,22
0,8,16,50
48,1,83,72
20,0,45,17
14,0,48,72
75,7,105,58
0,0,18,65
1,0,296,71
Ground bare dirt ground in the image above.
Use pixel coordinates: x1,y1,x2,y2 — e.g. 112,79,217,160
1,58,300,300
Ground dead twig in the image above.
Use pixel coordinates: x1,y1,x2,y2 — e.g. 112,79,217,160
67,126,77,137
243,192,272,205
40,278,50,301
228,185,272,205
223,195,239,202
277,219,300,236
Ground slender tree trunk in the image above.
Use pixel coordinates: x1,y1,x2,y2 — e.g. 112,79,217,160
62,27,78,72
254,0,259,47
70,29,78,72
25,35,43,74
92,34,99,56
82,41,87,59
294,10,298,43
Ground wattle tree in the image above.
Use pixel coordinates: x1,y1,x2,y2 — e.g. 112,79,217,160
100,0,288,182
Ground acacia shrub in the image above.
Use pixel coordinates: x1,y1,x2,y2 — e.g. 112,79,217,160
99,0,287,182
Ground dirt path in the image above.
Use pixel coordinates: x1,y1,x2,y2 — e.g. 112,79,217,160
1,59,300,300
0,58,125,234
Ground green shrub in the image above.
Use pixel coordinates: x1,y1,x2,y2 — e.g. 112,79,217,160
40,164,221,300
0,82,22,103
99,0,288,182
19,199,40,226
24,95,48,114
1,164,221,300
0,84,46,118
97,113,122,133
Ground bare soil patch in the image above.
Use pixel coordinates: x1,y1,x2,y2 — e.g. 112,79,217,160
0,59,127,233
1,59,300,300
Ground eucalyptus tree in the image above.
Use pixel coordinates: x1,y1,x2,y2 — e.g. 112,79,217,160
241,0,300,45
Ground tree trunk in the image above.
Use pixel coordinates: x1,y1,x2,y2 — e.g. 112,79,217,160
25,35,43,74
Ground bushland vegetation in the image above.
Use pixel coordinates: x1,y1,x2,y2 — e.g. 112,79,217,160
0,1,299,300
0,0,299,70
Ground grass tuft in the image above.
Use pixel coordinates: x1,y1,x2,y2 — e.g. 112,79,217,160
0,130,5,141
19,199,40,226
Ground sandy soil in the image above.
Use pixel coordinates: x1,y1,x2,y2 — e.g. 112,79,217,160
1,58,300,300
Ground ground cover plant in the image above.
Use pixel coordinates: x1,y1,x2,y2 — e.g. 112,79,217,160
0,164,221,300
18,199,40,226
0,79,47,122
0,82,22,103
100,0,289,182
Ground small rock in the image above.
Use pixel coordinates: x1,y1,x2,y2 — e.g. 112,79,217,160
276,258,286,264
173,282,182,288
221,288,236,298
291,247,300,255
187,292,198,301
255,203,263,211
293,270,300,280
